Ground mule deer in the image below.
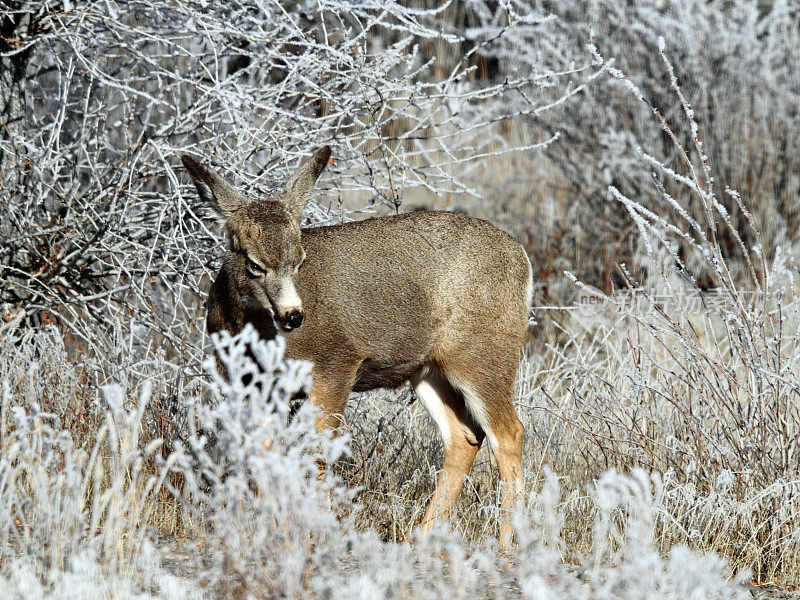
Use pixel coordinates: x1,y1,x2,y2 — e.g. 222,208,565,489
182,147,532,545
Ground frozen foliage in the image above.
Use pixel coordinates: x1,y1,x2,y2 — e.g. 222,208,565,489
513,0,800,303
169,325,354,598
0,324,749,599
0,0,574,374
0,365,198,597
513,469,750,600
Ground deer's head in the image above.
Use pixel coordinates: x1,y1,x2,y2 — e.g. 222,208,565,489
182,147,330,332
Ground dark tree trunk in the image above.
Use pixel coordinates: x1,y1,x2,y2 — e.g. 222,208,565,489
0,3,37,326
0,3,34,188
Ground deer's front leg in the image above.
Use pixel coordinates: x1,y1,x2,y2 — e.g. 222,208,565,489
309,362,359,433
307,362,359,479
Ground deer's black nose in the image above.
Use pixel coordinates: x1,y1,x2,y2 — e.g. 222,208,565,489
284,310,303,330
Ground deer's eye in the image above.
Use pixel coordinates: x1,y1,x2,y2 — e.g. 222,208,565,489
245,257,265,277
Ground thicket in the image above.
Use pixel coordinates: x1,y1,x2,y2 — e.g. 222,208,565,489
1,0,799,595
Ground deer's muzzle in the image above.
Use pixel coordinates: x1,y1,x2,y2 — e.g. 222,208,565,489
270,277,304,331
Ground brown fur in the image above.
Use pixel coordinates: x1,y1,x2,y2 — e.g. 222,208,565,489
183,148,532,547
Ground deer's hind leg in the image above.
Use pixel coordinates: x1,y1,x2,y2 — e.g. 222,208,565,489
440,349,525,549
412,367,485,535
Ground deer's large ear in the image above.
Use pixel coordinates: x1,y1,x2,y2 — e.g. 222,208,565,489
282,146,331,222
181,155,250,217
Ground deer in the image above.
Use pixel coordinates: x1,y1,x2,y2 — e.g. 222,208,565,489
181,146,532,547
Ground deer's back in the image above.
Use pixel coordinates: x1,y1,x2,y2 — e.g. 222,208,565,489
282,211,532,389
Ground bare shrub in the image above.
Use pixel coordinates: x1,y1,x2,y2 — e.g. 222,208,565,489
511,0,800,303
0,0,573,374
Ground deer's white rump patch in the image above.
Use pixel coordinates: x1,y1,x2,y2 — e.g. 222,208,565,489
415,379,451,447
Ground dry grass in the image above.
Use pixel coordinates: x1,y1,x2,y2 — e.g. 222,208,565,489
0,320,758,599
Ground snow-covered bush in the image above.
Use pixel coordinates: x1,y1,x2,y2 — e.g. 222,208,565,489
169,325,354,598
0,371,194,597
